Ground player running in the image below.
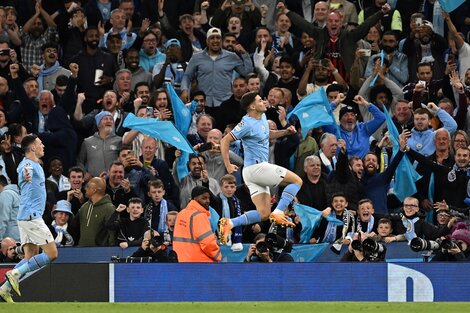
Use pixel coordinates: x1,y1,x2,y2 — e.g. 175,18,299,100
218,91,303,244
0,135,58,302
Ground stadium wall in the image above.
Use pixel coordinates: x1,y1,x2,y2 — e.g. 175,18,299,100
5,262,470,302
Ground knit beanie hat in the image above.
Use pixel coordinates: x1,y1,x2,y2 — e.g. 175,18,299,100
95,111,113,126
451,222,470,246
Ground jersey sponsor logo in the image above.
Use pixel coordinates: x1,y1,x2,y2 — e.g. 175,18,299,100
234,121,244,131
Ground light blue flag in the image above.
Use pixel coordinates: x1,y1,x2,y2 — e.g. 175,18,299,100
165,83,195,181
287,88,340,139
209,207,220,234
123,113,196,154
293,203,343,243
382,104,422,202
426,173,435,223
369,50,384,87
438,0,465,12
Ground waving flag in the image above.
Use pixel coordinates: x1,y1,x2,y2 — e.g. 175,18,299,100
382,104,421,202
369,49,384,87
287,88,340,139
438,0,466,12
123,113,195,154
166,83,198,181
293,203,343,243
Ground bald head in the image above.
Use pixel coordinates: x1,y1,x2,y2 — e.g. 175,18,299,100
1,237,16,255
207,128,223,145
89,177,106,195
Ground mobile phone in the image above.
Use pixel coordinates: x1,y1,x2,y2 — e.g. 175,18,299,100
418,80,426,88
359,49,371,57
198,142,213,153
146,106,154,115
415,17,422,26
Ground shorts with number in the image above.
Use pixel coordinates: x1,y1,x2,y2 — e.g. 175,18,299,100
242,162,287,196
18,219,54,246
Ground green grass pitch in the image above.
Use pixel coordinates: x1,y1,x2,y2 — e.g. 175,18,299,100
4,302,469,313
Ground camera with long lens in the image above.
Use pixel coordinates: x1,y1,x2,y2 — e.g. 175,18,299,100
441,238,460,250
351,239,363,251
13,243,24,256
265,233,293,253
351,238,387,261
362,238,386,254
149,234,164,248
410,237,442,252
255,241,269,253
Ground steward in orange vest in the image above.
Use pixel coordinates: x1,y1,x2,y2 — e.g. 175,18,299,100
173,186,221,262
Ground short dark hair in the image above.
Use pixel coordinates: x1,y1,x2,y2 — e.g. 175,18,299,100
369,85,393,105
128,197,143,206
358,198,374,207
68,166,85,176
240,91,258,111
417,62,432,71
414,107,432,119
148,179,164,191
109,160,125,170
191,90,206,100
55,75,68,87
41,42,58,52
331,192,347,202
0,175,8,186
21,134,38,152
134,81,150,93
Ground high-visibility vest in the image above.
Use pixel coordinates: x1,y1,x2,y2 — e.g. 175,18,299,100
173,200,221,262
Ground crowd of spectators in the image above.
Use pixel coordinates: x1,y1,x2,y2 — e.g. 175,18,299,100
1,0,470,263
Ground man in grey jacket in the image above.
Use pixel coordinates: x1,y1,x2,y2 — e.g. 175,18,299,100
77,111,122,181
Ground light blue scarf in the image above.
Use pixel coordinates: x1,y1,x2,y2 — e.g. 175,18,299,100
157,198,168,234
38,61,61,93
402,216,420,242
219,193,243,244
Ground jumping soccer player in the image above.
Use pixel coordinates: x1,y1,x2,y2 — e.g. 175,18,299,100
218,91,303,244
0,135,58,302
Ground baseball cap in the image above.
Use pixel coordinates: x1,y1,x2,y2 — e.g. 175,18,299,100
207,27,222,39
164,38,181,49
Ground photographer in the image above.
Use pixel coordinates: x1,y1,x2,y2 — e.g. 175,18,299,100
431,223,470,262
245,233,293,262
341,232,387,262
130,229,178,263
0,237,21,263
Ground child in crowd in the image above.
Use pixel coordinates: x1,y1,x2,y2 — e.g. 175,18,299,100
106,197,149,248
312,192,355,248
163,211,177,247
214,174,244,251
49,200,75,247
371,218,405,243
144,179,178,235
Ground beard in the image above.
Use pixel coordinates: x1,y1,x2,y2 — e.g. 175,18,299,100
382,46,395,54
86,40,99,49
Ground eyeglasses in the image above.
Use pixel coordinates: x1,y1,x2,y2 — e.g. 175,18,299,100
403,204,419,208
143,38,157,43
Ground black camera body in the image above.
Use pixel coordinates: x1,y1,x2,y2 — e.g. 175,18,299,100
266,233,293,253
351,238,387,261
149,234,164,248
255,241,269,253
441,238,460,250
